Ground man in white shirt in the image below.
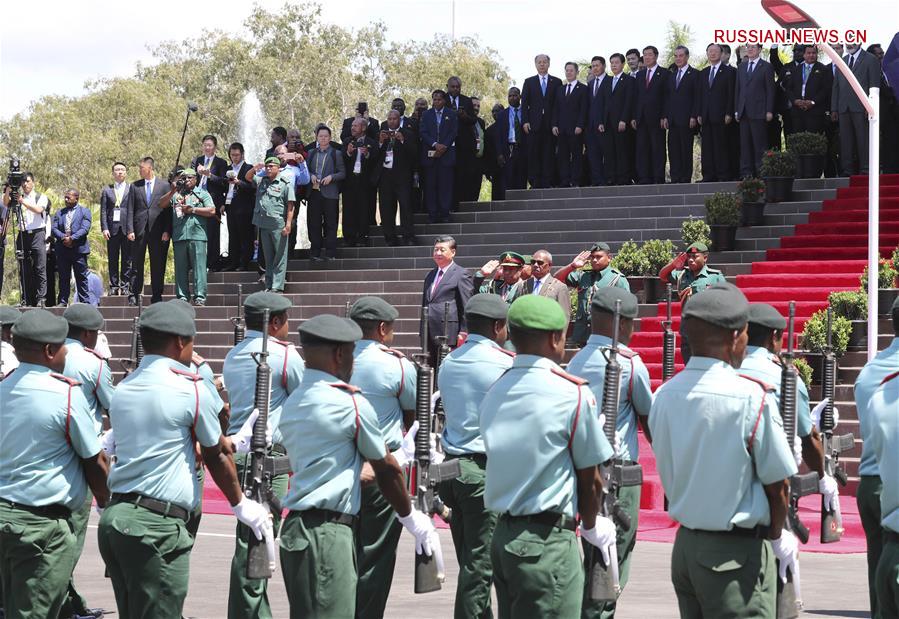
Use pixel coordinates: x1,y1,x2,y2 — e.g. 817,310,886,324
0,305,20,378
100,162,133,295
3,172,50,306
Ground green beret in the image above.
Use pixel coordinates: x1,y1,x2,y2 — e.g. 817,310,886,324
0,305,21,326
11,309,68,344
245,291,292,322
181,168,197,177
591,287,638,319
140,301,196,338
747,303,787,330
590,242,611,252
508,295,568,332
499,251,525,267
299,314,362,345
63,303,104,331
167,298,196,319
682,283,749,330
350,296,399,322
465,293,509,320
686,241,709,253
264,157,281,165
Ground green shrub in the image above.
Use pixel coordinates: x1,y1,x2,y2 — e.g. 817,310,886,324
786,131,828,156
792,357,813,389
737,177,766,203
641,239,676,276
860,259,899,289
828,289,868,321
704,192,741,227
610,240,649,277
800,309,852,357
760,149,797,177
681,216,711,249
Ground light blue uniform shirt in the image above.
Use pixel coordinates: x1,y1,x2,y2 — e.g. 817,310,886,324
280,369,387,515
63,338,115,434
739,346,813,438
351,340,417,451
222,330,304,445
0,363,101,509
480,355,613,518
867,373,899,533
192,355,224,404
439,334,515,456
854,337,899,476
107,355,223,511
649,357,798,530
567,334,653,461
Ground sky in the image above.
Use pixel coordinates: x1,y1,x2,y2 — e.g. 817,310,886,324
1,0,896,120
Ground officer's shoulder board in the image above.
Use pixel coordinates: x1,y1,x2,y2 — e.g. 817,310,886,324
738,374,775,453
769,354,783,367
738,373,776,393
493,346,515,358
379,345,406,359
50,372,81,387
551,367,588,386
617,348,637,359
272,338,293,348
170,367,202,382
192,352,207,367
881,370,899,386
84,346,106,361
706,267,723,275
330,382,361,394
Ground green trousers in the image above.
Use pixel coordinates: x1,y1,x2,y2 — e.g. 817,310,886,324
876,538,899,618
671,526,776,618
228,452,289,619
259,228,288,292
859,475,884,619
581,484,641,619
186,465,205,539
59,494,92,618
0,502,78,618
173,239,208,302
280,510,358,619
98,501,195,618
355,483,404,619
491,515,584,619
438,455,498,619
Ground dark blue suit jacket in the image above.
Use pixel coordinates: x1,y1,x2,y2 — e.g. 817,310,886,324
665,65,702,127
52,204,91,255
735,58,775,120
99,184,132,234
419,107,458,168
587,76,611,132
552,81,588,133
634,66,670,124
491,106,525,155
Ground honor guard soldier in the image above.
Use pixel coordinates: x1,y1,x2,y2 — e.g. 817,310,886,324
98,301,271,618
279,314,437,618
0,305,21,378
555,242,630,347
567,287,653,619
0,309,110,619
438,293,515,619
855,295,899,618
649,284,799,617
480,295,617,617
473,252,527,302
222,291,304,619
348,296,418,619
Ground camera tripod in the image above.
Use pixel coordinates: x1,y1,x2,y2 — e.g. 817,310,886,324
2,166,32,306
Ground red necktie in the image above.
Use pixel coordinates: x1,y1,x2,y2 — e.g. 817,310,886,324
646,70,651,88
431,269,444,295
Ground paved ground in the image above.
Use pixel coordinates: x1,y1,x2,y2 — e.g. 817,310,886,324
74,513,872,618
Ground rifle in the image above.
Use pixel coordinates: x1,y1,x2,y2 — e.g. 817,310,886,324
432,302,452,439
121,295,144,375
345,300,351,318
587,299,643,602
820,306,854,543
232,284,246,345
411,307,460,593
662,283,676,382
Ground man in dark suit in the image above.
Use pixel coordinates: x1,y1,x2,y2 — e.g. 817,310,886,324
420,89,458,224
421,235,473,365
666,46,701,184
264,126,287,159
340,102,381,142
445,76,478,207
491,87,527,200
51,189,92,306
383,97,419,134
127,156,171,305
342,118,380,246
586,56,610,186
600,53,636,185
552,62,588,187
223,142,255,270
633,46,670,184
191,134,229,271
521,54,563,188
698,43,736,181
100,162,133,295
770,44,806,144
735,44,775,178
377,110,418,246
789,46,831,134
832,44,883,175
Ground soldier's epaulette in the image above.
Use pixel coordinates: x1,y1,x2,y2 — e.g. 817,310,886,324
379,345,406,359
493,346,516,357
617,348,637,359
706,267,723,274
881,370,899,385
551,367,588,386
272,338,293,348
84,346,106,361
330,382,361,394
191,352,207,367
738,373,775,392
50,372,81,387
170,367,202,382
770,354,783,366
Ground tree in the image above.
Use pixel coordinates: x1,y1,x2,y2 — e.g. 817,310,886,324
662,21,697,69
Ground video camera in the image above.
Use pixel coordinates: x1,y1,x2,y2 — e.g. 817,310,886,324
7,158,24,190
168,166,192,194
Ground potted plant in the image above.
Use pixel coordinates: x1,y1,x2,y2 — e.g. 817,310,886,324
704,192,741,251
611,240,650,302
760,149,797,203
793,357,814,391
800,309,852,383
641,238,677,303
828,289,868,350
736,177,766,226
861,257,899,313
786,131,828,179
681,216,712,249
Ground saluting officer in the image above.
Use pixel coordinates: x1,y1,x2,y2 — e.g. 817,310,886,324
480,295,617,617
347,296,418,619
0,305,21,378
98,302,270,618
649,284,798,617
221,291,304,619
437,293,515,619
0,309,110,618
473,252,527,302
278,314,436,618
567,287,653,619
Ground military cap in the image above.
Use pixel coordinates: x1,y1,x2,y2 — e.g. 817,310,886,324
682,283,749,330
11,309,68,344
140,301,196,338
245,291,293,322
349,296,399,322
508,295,568,332
747,303,787,330
264,156,281,166
590,242,611,252
62,303,104,331
167,298,196,319
181,168,197,177
499,251,525,267
591,287,639,319
0,305,21,326
298,314,362,344
465,293,509,320
686,241,710,253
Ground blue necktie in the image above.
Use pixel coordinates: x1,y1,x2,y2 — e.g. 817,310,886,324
709,66,716,86
533,279,541,295
145,182,152,204
540,76,546,96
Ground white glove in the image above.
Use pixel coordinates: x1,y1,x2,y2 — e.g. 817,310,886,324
232,409,272,454
392,421,419,468
100,429,116,457
231,497,272,541
793,435,803,468
771,530,799,583
94,504,105,517
431,390,441,414
397,508,435,556
580,516,618,566
819,474,842,531
810,399,840,431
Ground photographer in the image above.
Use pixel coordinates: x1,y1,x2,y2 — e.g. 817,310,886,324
161,169,216,306
377,110,417,246
3,172,50,306
305,125,344,262
342,117,378,247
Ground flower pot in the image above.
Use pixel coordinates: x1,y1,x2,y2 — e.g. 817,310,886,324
847,320,868,351
709,225,737,252
879,288,899,314
803,352,824,385
741,201,766,227
628,277,646,303
796,154,825,179
642,277,664,304
764,176,795,203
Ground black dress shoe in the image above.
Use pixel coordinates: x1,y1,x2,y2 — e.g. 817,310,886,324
404,235,418,246
127,297,138,306
311,256,324,263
